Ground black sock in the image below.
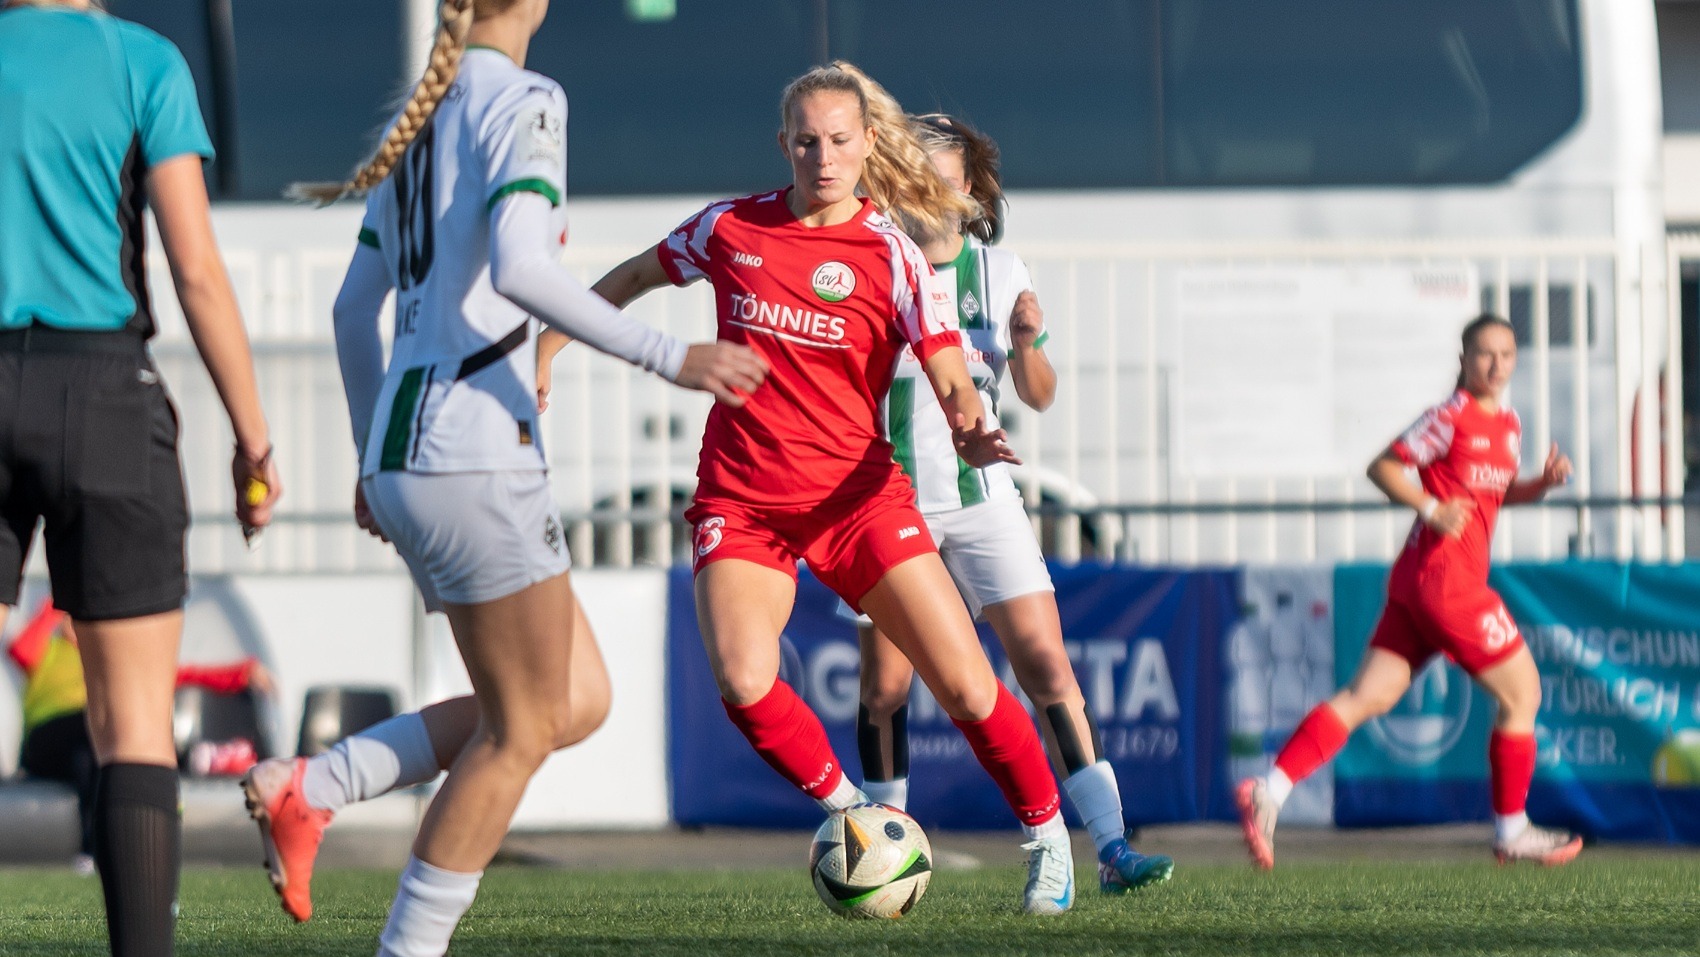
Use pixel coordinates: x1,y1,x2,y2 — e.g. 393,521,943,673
93,763,180,957
856,704,909,782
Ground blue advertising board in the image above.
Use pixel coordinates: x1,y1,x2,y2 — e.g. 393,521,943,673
1334,561,1700,841
668,564,1239,831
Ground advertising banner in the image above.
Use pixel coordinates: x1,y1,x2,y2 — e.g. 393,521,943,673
1221,566,1335,824
668,564,1239,831
1334,562,1700,841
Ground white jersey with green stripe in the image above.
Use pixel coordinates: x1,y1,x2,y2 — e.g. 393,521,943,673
885,236,1044,513
356,48,567,476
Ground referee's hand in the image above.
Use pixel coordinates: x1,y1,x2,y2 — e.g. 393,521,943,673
233,445,281,541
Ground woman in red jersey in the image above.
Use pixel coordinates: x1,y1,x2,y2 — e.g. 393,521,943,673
1236,314,1582,870
540,61,1078,915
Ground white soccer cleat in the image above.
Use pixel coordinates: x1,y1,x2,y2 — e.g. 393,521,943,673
1020,834,1075,915
1235,777,1278,871
1494,823,1582,866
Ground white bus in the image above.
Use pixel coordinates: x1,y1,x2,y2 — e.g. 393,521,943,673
116,0,1680,570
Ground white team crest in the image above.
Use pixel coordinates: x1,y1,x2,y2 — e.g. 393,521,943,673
960,290,981,318
1507,432,1520,461
811,262,856,303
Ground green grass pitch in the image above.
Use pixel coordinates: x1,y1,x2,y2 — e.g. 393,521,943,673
2,859,1697,956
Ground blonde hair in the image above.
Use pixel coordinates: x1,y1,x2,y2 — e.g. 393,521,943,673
780,61,977,243
286,0,484,204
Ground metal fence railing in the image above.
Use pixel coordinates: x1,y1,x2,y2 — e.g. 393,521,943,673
119,209,1685,574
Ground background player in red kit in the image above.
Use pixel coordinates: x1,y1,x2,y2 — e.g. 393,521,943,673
1236,314,1583,869
539,61,1080,915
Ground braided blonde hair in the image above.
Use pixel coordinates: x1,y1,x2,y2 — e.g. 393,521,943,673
286,0,477,204
780,62,978,243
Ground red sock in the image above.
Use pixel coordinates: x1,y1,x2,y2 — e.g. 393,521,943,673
1489,730,1536,815
1274,703,1350,784
952,684,1061,828
722,681,844,799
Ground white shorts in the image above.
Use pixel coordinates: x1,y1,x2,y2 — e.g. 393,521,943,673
362,470,570,613
835,495,1054,625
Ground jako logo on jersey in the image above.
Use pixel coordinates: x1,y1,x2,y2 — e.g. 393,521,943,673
897,526,920,540
731,251,763,268
811,261,856,302
728,293,848,345
695,516,726,557
1469,436,1491,450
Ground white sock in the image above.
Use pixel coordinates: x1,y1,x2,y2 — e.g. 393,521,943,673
1061,761,1125,857
814,774,866,812
1022,813,1068,843
304,711,439,813
861,777,908,811
376,856,482,957
1265,768,1294,808
1495,811,1530,843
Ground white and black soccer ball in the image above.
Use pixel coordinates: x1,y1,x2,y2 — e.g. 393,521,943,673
809,802,932,919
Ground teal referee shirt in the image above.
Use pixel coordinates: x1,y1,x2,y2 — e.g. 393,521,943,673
0,5,213,335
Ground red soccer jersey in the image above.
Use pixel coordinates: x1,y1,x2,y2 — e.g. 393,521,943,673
658,189,959,507
1388,389,1522,586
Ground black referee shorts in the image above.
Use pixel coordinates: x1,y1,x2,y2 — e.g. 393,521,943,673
0,328,189,621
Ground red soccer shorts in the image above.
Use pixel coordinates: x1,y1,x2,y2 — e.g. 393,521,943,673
1370,577,1524,676
685,481,937,613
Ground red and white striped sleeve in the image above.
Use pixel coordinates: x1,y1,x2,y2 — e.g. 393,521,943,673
657,199,734,287
876,221,958,362
1391,396,1461,466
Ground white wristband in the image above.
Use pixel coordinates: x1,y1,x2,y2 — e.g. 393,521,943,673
1419,498,1439,522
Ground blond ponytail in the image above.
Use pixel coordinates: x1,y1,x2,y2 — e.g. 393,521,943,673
286,0,474,204
780,61,978,243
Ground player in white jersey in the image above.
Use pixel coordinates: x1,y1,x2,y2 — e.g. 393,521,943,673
850,114,1174,894
239,2,766,953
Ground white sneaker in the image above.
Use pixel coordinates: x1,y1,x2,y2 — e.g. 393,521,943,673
1020,835,1075,915
1494,823,1582,866
1235,777,1277,870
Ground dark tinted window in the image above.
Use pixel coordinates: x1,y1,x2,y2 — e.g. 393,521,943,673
1157,0,1583,185
109,0,405,200
527,2,817,197
109,0,1582,197
544,0,1578,193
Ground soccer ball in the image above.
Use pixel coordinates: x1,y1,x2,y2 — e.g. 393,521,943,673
809,802,933,919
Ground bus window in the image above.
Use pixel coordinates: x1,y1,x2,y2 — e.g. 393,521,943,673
528,2,817,197
109,0,405,201
825,0,1161,192
1160,0,1583,185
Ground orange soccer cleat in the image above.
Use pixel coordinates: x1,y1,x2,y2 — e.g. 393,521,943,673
242,757,334,922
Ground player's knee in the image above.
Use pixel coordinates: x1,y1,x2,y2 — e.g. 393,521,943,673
556,681,612,750
714,664,777,707
860,670,912,716
1336,686,1400,724
1492,681,1541,726
931,678,998,723
485,714,562,771
1011,658,1079,708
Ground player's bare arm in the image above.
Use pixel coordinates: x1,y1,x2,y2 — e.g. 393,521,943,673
1006,290,1056,411
1504,442,1573,504
923,344,1019,468
1367,449,1468,537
